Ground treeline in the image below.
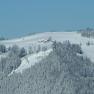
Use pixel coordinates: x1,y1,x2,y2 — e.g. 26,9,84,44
79,27,94,38
0,41,94,94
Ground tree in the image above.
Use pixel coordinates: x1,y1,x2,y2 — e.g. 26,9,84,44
19,47,27,58
9,45,27,58
52,41,57,51
36,45,41,53
0,55,21,75
47,36,52,42
9,45,20,56
28,46,33,54
0,44,6,53
42,46,47,51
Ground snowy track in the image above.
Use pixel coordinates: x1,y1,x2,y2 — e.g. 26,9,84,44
14,49,52,73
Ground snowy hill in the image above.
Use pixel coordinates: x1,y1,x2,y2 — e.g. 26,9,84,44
1,31,94,73
14,49,52,73
1,31,94,94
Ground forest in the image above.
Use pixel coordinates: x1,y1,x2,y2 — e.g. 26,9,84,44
0,41,94,94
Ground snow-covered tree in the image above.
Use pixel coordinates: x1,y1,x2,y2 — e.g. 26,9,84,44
42,46,47,51
28,46,34,54
19,47,27,58
0,44,6,53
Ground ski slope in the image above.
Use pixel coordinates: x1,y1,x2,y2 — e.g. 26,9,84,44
14,49,52,73
1,31,94,73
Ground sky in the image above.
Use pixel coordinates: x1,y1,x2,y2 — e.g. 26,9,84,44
0,0,94,38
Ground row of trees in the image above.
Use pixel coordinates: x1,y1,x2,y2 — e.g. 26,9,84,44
0,44,27,56
0,44,48,54
79,27,94,38
28,45,48,54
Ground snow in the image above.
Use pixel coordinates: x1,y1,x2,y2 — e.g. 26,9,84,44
1,31,94,73
14,49,52,73
0,53,8,60
0,32,92,47
81,45,94,62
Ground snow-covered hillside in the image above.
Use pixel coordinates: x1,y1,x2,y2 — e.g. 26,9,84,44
1,31,94,73
14,49,52,73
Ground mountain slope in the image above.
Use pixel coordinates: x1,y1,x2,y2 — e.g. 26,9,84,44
1,41,94,94
1,31,94,62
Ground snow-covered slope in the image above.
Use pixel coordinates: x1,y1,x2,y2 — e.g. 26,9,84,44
1,31,94,73
1,32,93,47
14,49,52,73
